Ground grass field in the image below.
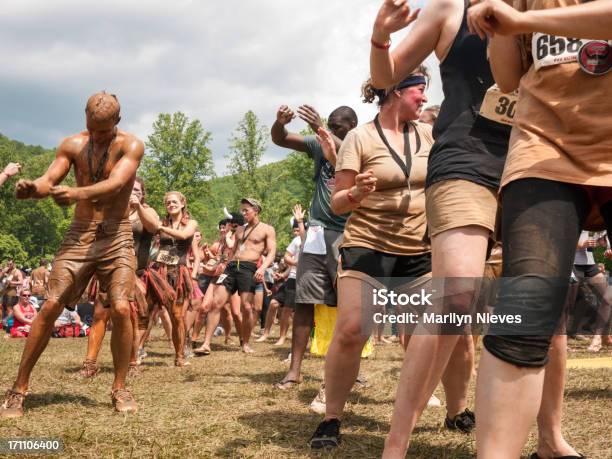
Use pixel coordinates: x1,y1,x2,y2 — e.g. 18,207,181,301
0,330,610,458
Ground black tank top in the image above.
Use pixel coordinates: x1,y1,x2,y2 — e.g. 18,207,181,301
426,0,511,189
131,217,153,273
159,225,192,266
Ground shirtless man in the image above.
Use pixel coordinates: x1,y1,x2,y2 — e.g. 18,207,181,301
1,260,24,324
0,92,144,418
30,259,50,306
212,198,276,353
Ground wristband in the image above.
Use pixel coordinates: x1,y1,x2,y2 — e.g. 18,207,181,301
371,37,391,50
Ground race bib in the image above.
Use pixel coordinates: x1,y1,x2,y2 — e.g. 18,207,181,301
479,85,518,126
532,33,585,70
303,226,326,255
156,249,179,266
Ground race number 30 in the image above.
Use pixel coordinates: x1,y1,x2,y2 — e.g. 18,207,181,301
479,85,517,126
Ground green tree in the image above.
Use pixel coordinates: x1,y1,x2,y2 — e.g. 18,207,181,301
226,110,268,199
0,234,28,265
142,112,216,216
0,134,74,266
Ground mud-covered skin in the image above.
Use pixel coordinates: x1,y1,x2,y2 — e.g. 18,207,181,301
15,124,144,307
47,220,136,307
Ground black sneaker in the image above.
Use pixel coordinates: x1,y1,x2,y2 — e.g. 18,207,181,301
444,408,475,433
309,419,341,449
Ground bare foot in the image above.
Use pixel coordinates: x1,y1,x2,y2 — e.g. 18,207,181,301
225,336,235,345
194,345,211,356
587,336,602,353
242,344,255,354
274,337,286,346
255,334,269,343
174,358,191,367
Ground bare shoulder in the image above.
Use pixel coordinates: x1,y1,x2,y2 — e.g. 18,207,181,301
58,132,88,158
264,223,276,236
117,130,145,157
419,0,461,23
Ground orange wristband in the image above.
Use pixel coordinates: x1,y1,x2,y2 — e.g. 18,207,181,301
371,37,391,50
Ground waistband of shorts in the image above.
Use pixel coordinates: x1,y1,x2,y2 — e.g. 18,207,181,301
69,219,132,233
228,260,258,270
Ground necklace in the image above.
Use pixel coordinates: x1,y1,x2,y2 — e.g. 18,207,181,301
239,222,260,252
87,130,117,183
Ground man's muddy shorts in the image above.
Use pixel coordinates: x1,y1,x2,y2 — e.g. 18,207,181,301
219,260,257,294
426,179,499,238
295,228,342,307
47,220,136,308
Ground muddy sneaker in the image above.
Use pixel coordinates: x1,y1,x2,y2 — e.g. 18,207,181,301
80,359,99,378
445,408,475,433
0,389,26,418
111,388,138,413
309,384,326,414
309,418,341,449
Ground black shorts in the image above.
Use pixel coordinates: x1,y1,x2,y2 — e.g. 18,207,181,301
198,274,215,293
484,178,612,368
340,247,432,280
282,278,297,309
574,264,600,279
220,261,257,294
272,283,286,304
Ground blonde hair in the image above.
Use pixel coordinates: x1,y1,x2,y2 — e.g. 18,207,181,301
163,191,191,226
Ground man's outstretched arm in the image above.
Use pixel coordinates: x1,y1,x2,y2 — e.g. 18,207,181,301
15,139,73,200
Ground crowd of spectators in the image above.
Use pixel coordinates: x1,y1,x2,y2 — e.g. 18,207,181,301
1,259,92,339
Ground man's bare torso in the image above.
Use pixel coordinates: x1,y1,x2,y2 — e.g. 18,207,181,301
234,223,272,263
68,129,136,221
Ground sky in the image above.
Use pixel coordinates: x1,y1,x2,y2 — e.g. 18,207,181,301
0,0,441,175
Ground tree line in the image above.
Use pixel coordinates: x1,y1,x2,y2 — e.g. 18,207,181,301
0,110,314,266
5,111,609,272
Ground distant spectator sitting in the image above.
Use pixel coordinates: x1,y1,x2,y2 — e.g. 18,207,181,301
0,162,21,187
10,290,37,338
53,307,86,338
